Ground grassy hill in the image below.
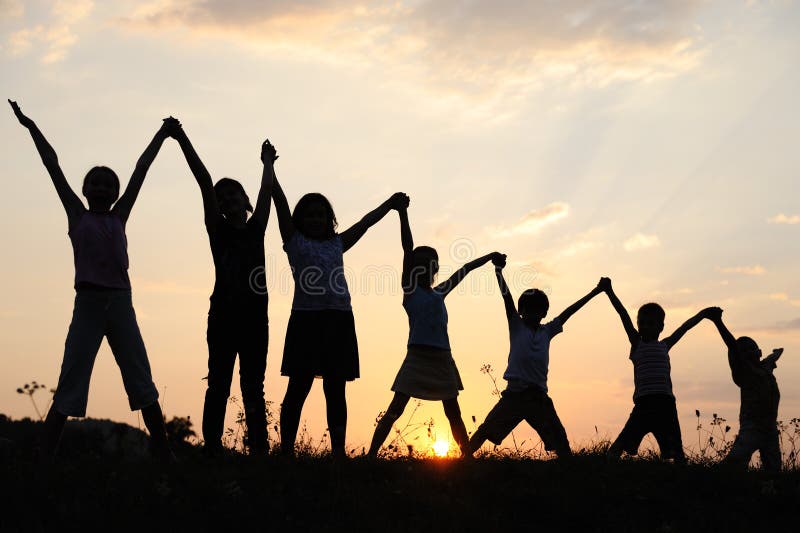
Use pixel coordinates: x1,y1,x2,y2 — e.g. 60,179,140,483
2,415,799,532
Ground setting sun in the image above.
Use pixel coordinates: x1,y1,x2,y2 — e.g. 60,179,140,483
432,439,450,457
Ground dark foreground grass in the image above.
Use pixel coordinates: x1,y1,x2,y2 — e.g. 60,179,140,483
2,449,800,532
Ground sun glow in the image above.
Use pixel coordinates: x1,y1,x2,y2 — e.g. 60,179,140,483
432,439,450,457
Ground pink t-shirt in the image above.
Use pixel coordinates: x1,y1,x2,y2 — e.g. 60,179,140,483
69,211,131,290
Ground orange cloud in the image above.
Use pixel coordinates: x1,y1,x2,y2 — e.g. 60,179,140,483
716,265,766,276
489,202,570,238
120,0,707,101
768,213,800,225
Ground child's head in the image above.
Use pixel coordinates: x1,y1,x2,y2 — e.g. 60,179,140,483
518,289,549,324
82,166,120,210
410,246,439,287
292,193,337,240
214,178,253,219
735,336,762,363
637,303,665,340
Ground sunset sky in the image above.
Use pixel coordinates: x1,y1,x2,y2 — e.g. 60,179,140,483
1,0,798,456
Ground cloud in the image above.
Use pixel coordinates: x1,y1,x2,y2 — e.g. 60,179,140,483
623,232,660,251
558,239,602,258
767,213,800,225
3,0,94,63
120,0,708,102
716,265,766,276
489,202,570,238
769,293,800,307
0,0,24,19
761,317,800,331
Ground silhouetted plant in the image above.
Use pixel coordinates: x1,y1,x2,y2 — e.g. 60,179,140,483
165,416,197,451
373,400,438,459
15,381,54,421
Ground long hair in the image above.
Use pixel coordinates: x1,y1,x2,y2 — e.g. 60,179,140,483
409,246,438,289
214,178,253,213
292,193,338,239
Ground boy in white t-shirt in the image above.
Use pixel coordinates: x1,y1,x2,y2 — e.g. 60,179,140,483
465,256,606,457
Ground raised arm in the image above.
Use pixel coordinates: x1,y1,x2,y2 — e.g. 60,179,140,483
601,278,638,345
493,256,516,320
662,307,717,349
762,348,783,367
435,252,505,299
251,139,277,228
340,192,409,253
113,118,174,224
555,278,605,326
8,100,83,222
708,308,736,350
271,175,295,244
399,207,415,293
171,122,219,231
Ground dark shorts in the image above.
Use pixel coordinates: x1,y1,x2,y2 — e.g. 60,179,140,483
612,394,684,459
726,421,781,472
281,309,359,381
477,387,570,454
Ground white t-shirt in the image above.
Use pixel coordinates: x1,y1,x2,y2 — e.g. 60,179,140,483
503,316,563,393
284,232,352,311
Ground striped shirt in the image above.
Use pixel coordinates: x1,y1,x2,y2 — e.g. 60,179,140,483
630,340,673,400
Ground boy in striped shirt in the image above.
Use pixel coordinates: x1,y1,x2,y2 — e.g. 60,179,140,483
601,278,718,461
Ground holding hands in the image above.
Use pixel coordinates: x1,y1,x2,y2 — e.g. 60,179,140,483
491,252,507,269
704,306,723,322
390,192,410,211
158,116,181,139
597,277,612,293
261,139,278,164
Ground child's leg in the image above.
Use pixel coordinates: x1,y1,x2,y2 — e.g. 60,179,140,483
608,403,650,458
41,408,68,459
322,377,347,456
280,374,315,456
45,292,107,456
466,393,524,457
368,392,411,456
442,398,469,454
758,427,782,473
105,292,163,457
141,400,172,462
651,398,685,462
202,313,237,452
237,316,269,454
525,395,571,457
724,428,759,469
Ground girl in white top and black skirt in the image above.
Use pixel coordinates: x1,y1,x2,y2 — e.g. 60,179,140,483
272,176,409,457
367,204,504,457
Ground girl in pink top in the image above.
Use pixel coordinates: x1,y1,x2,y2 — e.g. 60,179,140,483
9,100,173,461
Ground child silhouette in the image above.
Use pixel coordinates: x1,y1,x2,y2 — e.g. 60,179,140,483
170,120,275,455
466,259,606,458
368,203,504,457
9,100,172,461
272,172,408,457
601,278,717,461
709,308,783,471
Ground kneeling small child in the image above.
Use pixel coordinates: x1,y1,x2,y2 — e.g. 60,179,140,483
709,309,783,472
466,256,606,457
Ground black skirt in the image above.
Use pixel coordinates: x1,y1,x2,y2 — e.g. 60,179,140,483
281,309,359,381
